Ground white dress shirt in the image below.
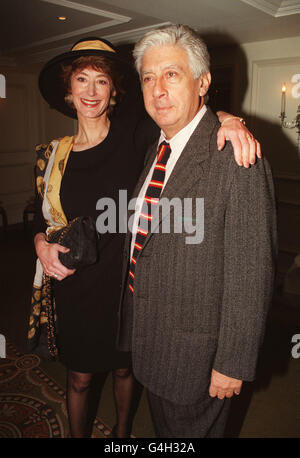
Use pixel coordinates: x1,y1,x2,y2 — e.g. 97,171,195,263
130,105,207,260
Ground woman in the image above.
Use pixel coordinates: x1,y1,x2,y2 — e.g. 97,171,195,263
29,37,260,438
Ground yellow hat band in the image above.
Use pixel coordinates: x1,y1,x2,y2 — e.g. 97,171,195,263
72,40,116,53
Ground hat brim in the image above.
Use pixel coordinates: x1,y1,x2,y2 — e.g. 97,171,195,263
39,48,136,119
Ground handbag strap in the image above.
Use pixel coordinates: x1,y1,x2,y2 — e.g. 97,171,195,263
43,274,58,358
47,217,79,243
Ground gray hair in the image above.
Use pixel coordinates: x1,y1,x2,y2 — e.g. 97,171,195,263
133,24,210,80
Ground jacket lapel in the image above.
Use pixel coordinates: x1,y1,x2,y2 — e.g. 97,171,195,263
140,108,218,249
125,107,219,260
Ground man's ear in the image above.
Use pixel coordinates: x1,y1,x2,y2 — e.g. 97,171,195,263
199,72,211,97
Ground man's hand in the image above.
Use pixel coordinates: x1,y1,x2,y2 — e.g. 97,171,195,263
209,369,243,399
216,112,262,168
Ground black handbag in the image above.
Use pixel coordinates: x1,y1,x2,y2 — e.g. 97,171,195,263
48,216,99,269
27,216,99,361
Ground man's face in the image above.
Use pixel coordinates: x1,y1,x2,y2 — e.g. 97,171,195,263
141,44,211,139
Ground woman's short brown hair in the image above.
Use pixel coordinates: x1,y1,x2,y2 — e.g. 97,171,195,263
61,55,125,114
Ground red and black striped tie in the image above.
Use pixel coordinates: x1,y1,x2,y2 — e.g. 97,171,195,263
128,141,171,294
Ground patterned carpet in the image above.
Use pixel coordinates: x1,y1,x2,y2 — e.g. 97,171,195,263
0,341,112,438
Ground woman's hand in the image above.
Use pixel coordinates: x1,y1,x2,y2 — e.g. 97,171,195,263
35,233,76,281
216,111,262,168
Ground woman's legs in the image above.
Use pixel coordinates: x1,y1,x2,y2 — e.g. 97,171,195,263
66,369,93,438
112,367,142,438
66,367,142,438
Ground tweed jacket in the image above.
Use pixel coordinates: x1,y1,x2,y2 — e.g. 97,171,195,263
117,107,277,405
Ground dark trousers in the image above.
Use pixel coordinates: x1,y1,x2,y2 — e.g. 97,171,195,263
119,278,231,438
147,389,231,438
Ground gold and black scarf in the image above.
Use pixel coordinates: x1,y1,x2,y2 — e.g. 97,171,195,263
27,136,74,360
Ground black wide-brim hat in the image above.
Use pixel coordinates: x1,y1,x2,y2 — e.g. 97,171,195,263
39,37,136,119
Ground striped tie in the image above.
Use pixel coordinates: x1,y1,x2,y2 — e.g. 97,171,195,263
128,141,171,294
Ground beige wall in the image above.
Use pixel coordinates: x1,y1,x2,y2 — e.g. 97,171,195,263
241,36,300,175
0,66,75,225
210,35,300,280
240,36,300,278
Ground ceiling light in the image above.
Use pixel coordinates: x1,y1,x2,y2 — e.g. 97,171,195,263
58,16,67,21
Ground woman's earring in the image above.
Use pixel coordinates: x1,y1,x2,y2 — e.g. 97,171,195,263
109,95,117,106
64,93,74,106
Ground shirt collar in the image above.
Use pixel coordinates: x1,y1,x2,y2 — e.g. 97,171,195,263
158,104,207,151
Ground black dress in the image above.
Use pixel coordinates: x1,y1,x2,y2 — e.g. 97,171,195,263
34,113,158,373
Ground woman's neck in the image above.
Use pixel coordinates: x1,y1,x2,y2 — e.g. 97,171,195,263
73,114,111,151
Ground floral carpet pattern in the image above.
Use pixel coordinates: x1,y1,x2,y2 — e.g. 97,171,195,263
0,342,112,438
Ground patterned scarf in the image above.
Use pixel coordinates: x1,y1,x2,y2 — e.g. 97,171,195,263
28,136,74,359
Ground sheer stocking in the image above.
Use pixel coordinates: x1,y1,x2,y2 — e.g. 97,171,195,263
112,367,142,438
66,367,142,438
66,370,93,438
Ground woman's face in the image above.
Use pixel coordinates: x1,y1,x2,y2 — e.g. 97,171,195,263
70,66,115,119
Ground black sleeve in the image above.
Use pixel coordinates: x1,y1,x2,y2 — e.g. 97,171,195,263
32,194,47,238
134,115,159,164
113,72,159,162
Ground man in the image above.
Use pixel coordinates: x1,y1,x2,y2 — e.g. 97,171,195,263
117,25,277,438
